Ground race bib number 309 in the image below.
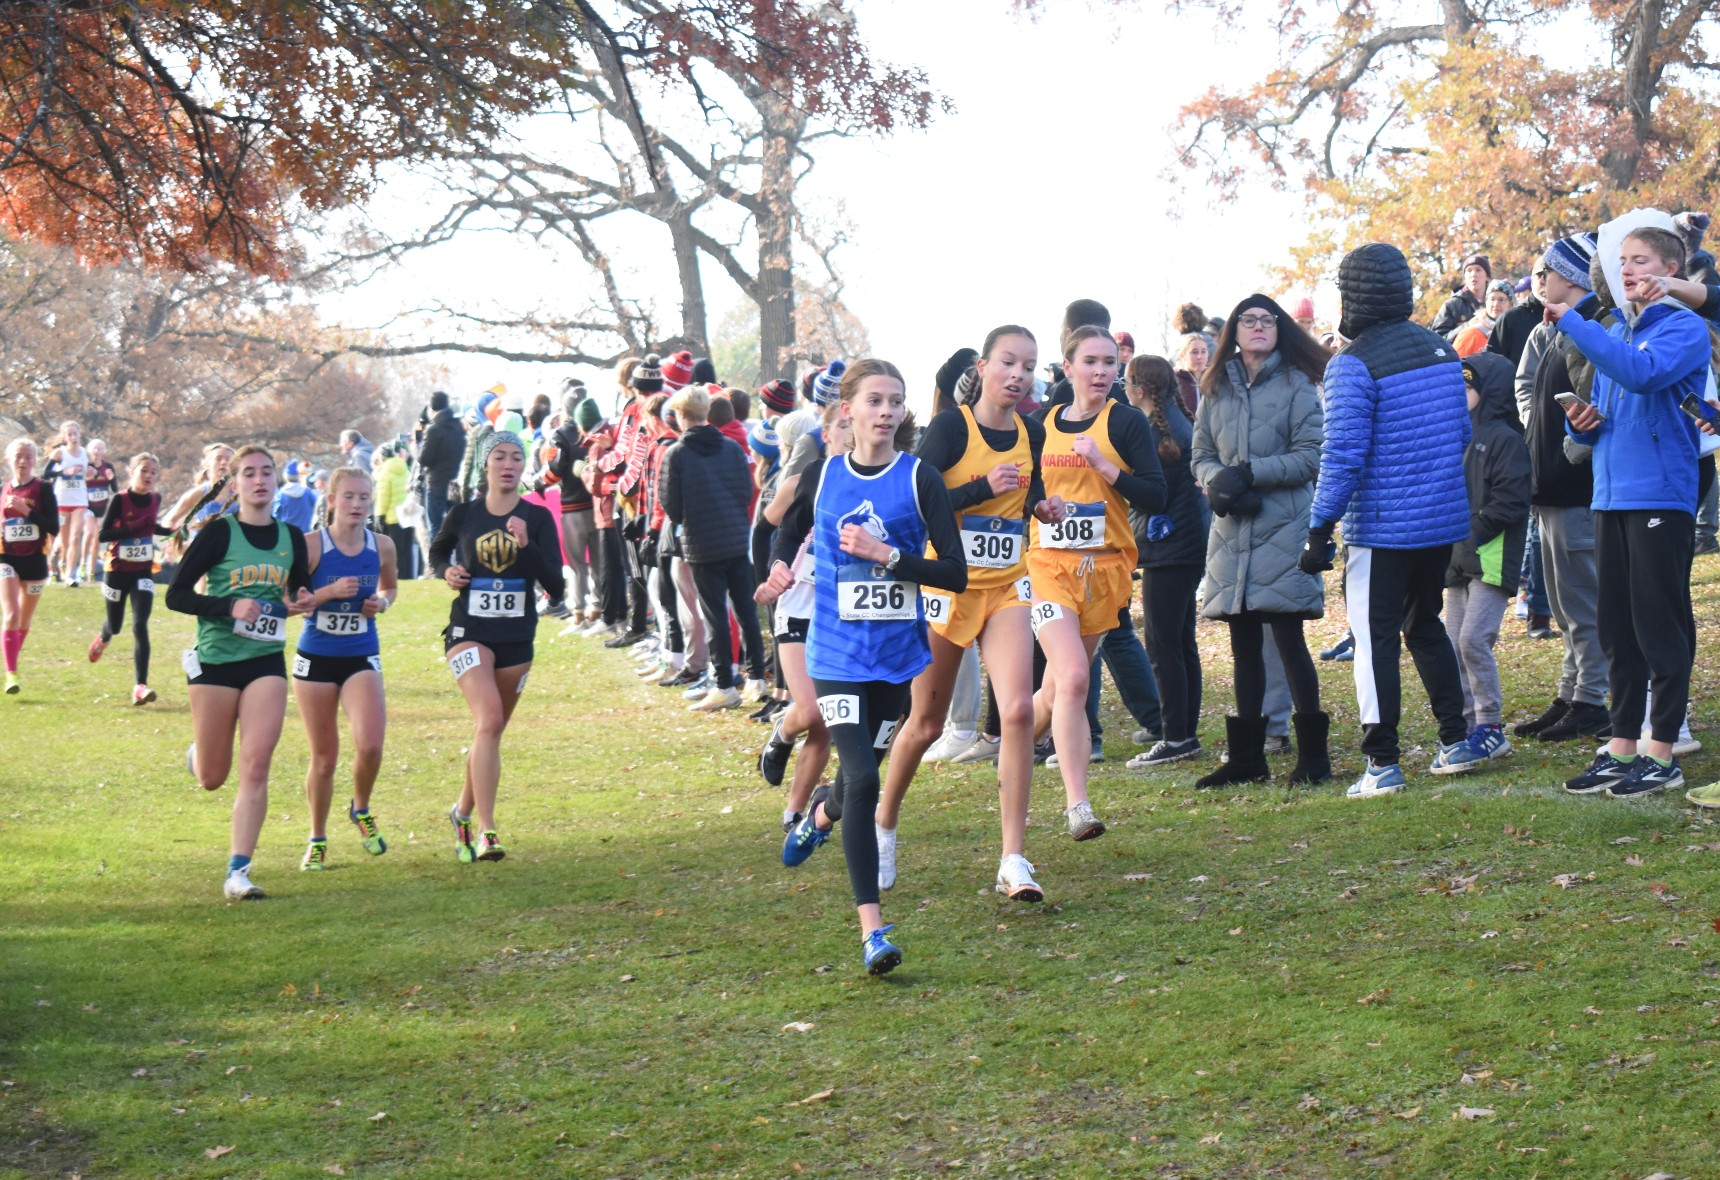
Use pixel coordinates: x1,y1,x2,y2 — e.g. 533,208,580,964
961,514,1023,569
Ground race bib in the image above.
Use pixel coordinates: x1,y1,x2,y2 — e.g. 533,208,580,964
293,654,312,678
817,693,860,727
1015,575,1033,603
1042,502,1106,549
0,564,13,580
181,648,203,679
116,539,153,563
468,577,526,618
449,647,482,681
138,578,154,594
1029,600,1065,634
88,487,110,507
2,518,38,544
366,655,382,674
922,589,952,626
102,582,121,603
961,514,1024,569
837,565,916,622
874,718,900,751
232,601,286,642
314,608,370,636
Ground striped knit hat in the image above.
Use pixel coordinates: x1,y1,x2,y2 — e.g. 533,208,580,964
812,359,846,407
1543,233,1597,291
758,379,795,415
632,353,664,393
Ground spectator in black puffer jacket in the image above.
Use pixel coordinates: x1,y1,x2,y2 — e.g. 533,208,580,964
415,391,466,539
1124,355,1210,767
660,385,767,711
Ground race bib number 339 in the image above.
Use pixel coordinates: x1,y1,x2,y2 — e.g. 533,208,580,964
233,602,286,642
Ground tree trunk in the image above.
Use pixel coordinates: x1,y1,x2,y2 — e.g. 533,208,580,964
1600,0,1665,188
756,93,803,382
666,208,709,355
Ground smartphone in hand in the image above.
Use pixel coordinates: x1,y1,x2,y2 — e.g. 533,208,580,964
1555,391,1604,421
1680,392,1720,424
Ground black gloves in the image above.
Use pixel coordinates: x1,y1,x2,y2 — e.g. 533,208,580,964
1205,463,1257,518
1299,524,1337,574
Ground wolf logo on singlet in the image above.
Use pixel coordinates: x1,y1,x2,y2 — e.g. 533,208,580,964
923,404,1032,648
1028,400,1138,636
808,454,930,684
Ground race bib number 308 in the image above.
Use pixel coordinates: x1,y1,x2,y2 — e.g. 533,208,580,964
1042,502,1106,549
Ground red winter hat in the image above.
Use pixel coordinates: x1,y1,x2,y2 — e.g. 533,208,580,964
661,350,695,391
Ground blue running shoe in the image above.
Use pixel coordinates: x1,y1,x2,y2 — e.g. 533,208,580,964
781,786,831,867
1467,723,1512,762
1429,737,1486,776
863,925,902,976
1347,762,1406,798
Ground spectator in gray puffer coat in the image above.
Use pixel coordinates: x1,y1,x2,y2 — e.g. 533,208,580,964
660,385,767,711
1191,294,1332,789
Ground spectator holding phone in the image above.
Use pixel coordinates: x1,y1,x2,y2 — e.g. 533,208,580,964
1550,219,1711,798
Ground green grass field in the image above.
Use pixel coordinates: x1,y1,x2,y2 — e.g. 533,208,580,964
6,568,1720,1178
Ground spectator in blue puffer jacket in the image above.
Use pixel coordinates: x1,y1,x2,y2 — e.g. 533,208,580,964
1300,242,1473,798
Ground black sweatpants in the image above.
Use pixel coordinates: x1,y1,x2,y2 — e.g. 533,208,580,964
691,554,767,690
811,676,912,908
596,527,627,625
100,573,154,684
624,535,651,633
1142,564,1202,740
1225,610,1320,719
656,550,682,655
1344,544,1467,766
1594,509,1695,742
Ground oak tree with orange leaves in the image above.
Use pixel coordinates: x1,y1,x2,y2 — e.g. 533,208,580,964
1172,0,1720,315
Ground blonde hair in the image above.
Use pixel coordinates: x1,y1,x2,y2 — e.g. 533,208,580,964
326,466,373,501
668,385,710,425
127,451,160,475
196,443,234,484
6,438,37,468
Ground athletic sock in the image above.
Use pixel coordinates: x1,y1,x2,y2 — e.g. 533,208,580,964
308,836,327,844
1,630,18,673
1614,752,1637,763
227,853,252,874
1648,754,1673,768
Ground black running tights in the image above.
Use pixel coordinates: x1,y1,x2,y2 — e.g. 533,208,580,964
811,677,912,909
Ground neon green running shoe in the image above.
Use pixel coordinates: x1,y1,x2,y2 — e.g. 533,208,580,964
449,804,475,864
348,803,387,856
300,840,328,871
1685,780,1720,809
476,830,506,862
4,673,18,695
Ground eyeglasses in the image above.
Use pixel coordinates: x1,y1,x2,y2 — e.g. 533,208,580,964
1237,314,1278,329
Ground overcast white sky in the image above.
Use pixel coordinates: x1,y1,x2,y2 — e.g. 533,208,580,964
331,0,1321,418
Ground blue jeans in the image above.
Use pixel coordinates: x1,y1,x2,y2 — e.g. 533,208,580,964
425,483,449,544
1522,514,1550,616
1086,609,1163,738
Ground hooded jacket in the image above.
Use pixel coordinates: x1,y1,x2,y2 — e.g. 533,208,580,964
1311,244,1472,549
1191,351,1325,617
1448,353,1531,590
1525,292,1607,508
658,423,753,563
416,408,465,488
1430,288,1481,337
1559,297,1709,514
1130,394,1209,568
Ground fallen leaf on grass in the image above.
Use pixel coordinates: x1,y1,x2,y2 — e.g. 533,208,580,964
325,1167,346,1177
1228,927,1243,936
131,1068,148,1077
1356,988,1390,1006
1393,1106,1423,1119
1297,1093,1320,1110
1121,873,1153,883
204,1146,234,1160
1459,1070,1492,1083
1640,1172,1677,1180
781,1022,815,1033
171,1107,186,1115
1626,855,1645,866
620,974,636,983
1189,875,1209,884
1610,836,1638,845
1584,1006,1604,1016
1199,1132,1222,1145
1456,1106,1495,1120
1480,930,1499,939
1552,873,1585,889
791,1088,834,1106
368,1111,387,1122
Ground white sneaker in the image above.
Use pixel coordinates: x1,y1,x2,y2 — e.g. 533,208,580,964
186,743,196,778
923,729,979,762
223,867,265,900
744,678,771,702
1513,597,1530,620
996,853,1044,902
1064,800,1105,841
689,685,742,712
1641,719,1701,758
877,824,898,891
951,736,1000,764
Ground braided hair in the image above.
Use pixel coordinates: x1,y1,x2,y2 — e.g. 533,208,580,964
1125,354,1181,463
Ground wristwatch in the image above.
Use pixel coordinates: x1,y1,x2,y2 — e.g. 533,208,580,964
885,546,902,571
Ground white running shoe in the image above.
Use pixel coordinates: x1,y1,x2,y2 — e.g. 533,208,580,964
689,685,742,712
223,867,265,900
995,853,1044,902
186,743,196,779
744,678,771,702
877,824,898,891
1064,800,1105,841
923,729,979,762
951,736,1000,764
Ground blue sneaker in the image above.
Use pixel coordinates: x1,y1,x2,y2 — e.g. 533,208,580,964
1467,723,1512,762
1429,737,1486,775
1347,762,1406,798
863,925,902,975
781,786,831,867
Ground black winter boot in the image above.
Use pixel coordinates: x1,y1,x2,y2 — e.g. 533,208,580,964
1287,711,1332,785
1194,716,1271,789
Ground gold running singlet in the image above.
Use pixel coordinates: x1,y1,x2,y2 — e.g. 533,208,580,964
923,405,1033,648
1028,400,1137,637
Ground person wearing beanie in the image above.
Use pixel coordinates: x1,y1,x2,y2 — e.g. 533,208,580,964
812,358,846,407
690,357,718,386
1512,230,1613,745
758,378,796,417
1431,253,1493,336
632,353,665,394
1674,211,1720,286
661,350,695,391
1290,297,1317,332
1305,242,1473,798
1113,331,1136,366
538,389,600,625
1550,219,1710,798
